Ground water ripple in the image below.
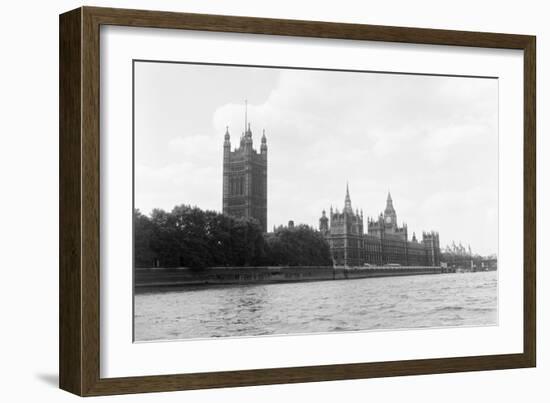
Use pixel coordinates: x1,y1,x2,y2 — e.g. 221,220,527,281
135,272,498,341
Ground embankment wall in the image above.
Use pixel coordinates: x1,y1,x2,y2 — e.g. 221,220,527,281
135,265,443,289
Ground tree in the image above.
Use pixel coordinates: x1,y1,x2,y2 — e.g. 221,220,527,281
133,205,330,269
265,224,332,266
203,210,233,266
134,209,157,268
134,205,268,269
148,208,180,268
170,205,212,269
229,217,267,266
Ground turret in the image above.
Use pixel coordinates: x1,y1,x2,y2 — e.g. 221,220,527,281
244,123,253,154
319,209,329,235
261,129,267,155
422,231,441,266
223,126,231,160
224,125,230,142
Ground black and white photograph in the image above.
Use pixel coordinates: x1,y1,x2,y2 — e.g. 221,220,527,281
133,60,499,342
1,0,544,400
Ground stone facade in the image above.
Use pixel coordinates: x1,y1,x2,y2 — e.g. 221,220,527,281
222,123,268,232
320,186,440,267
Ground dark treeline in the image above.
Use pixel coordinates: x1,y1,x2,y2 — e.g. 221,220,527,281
134,205,332,269
265,225,332,266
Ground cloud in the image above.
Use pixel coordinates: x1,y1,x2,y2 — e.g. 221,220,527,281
135,161,221,215
136,65,498,255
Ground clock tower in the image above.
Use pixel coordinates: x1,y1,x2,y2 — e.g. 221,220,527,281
321,185,440,267
384,192,397,227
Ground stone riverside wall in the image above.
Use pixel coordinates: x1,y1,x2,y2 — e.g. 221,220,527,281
135,266,442,289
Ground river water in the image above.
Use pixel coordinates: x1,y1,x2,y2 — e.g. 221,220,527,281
134,271,497,342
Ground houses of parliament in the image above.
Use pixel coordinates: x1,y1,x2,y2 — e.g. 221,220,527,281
319,185,440,267
221,114,440,267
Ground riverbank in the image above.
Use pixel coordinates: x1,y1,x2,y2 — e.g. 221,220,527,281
135,271,498,341
135,265,443,289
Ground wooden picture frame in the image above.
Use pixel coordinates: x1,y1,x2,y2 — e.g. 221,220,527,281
59,6,536,396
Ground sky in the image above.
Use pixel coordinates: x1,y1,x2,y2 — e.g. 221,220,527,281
134,61,498,256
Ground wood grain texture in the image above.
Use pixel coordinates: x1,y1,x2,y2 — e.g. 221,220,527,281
59,8,82,396
523,38,536,367
85,6,532,49
81,6,102,396
59,6,537,396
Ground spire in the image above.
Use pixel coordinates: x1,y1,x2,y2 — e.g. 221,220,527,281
386,191,394,209
244,99,248,133
224,125,230,140
243,106,252,146
385,190,396,216
261,129,266,143
344,183,353,214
